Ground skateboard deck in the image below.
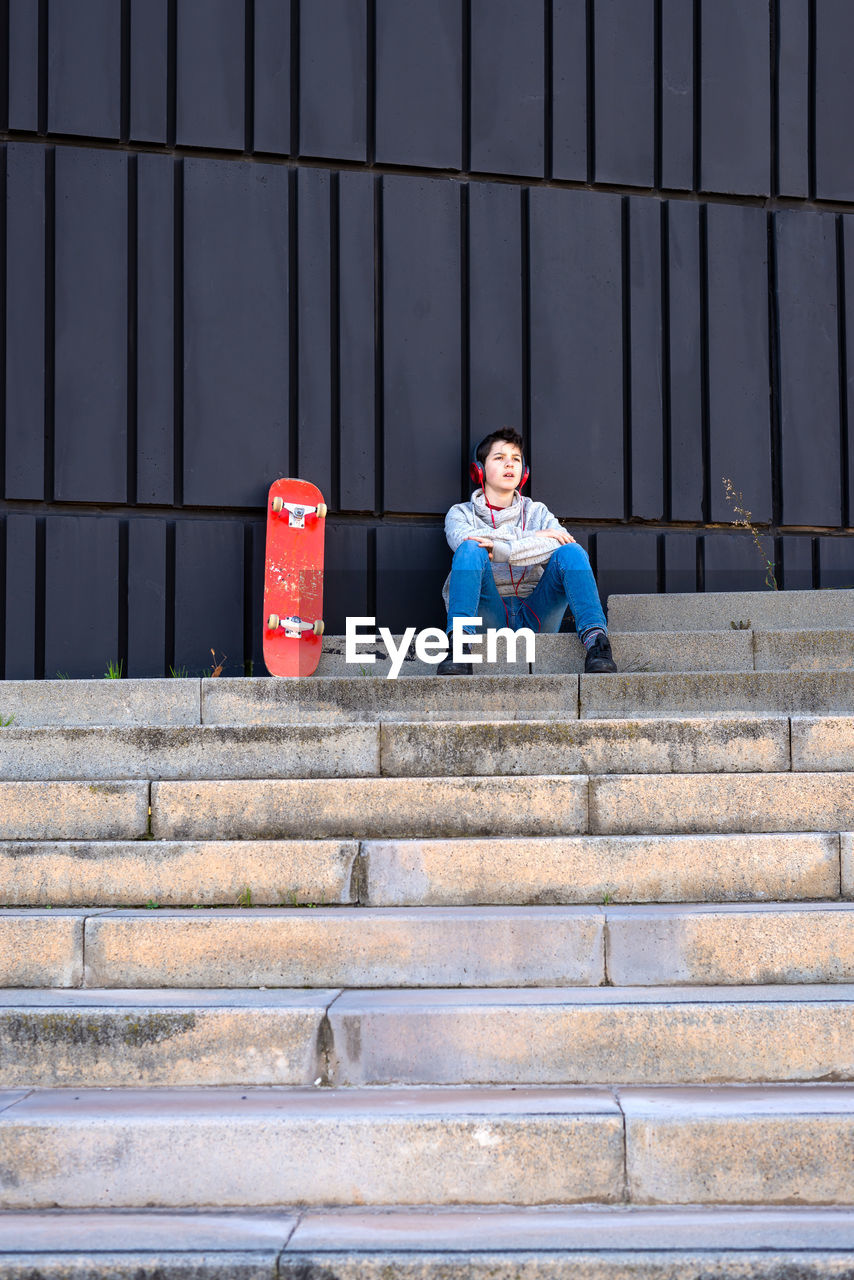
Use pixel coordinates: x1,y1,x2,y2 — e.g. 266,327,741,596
262,477,327,677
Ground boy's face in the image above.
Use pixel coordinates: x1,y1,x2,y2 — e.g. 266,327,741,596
483,440,523,494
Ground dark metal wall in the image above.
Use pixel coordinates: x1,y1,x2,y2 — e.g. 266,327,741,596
1,0,852,678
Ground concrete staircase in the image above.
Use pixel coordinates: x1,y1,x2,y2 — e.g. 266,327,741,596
1,587,854,1277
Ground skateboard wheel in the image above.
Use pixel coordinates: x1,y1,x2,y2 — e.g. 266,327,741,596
316,503,328,519
271,496,284,513
267,614,280,630
313,619,324,636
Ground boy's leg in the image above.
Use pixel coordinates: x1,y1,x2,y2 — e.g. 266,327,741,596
440,540,508,674
521,543,617,672
445,540,510,634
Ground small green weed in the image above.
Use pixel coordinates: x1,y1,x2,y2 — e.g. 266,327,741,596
730,620,751,631
602,890,614,905
104,660,123,679
145,900,159,909
0,714,15,728
235,885,253,908
722,477,778,590
55,672,69,680
169,665,189,679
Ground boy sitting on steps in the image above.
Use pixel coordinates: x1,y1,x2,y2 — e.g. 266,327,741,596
438,427,618,676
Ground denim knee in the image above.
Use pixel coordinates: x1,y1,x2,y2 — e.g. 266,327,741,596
553,542,590,569
452,540,490,567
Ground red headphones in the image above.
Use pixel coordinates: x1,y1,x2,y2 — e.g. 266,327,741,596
469,438,530,490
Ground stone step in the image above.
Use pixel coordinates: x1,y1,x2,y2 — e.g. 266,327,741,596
607,588,854,633
326,987,854,1086
1,831,841,908
0,679,201,727
0,839,360,907
5,1206,854,1280
589,771,854,835
6,986,854,1091
201,671,854,724
6,671,850,730
0,782,149,841
0,1086,624,1208
381,716,792,776
362,832,844,906
0,724,379,780
148,776,589,840
140,772,853,842
0,989,334,1088
317,627,854,675
2,1085,853,1209
2,716,851,784
5,903,853,990
620,1085,854,1204
0,716,811,780
580,670,854,718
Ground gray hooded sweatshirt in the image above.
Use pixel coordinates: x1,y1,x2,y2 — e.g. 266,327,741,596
442,488,565,606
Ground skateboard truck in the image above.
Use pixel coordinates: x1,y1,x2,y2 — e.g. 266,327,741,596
267,613,325,639
271,496,328,529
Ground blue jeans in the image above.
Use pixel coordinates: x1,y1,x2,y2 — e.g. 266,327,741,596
445,539,607,636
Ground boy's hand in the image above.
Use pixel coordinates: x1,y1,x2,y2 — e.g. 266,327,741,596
541,529,576,545
466,535,494,559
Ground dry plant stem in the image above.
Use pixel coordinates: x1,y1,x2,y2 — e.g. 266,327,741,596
721,477,779,590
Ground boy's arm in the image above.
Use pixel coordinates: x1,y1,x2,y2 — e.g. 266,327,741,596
444,504,478,552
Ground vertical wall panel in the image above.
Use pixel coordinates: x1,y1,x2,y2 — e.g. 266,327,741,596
325,524,370,633
130,0,169,144
844,218,854,525
128,519,167,676
469,183,523,452
816,0,854,201
3,513,37,678
552,0,588,181
667,201,703,521
596,529,659,599
382,176,461,513
300,0,366,161
818,536,854,587
54,148,127,503
594,0,655,187
182,159,288,508
777,0,810,198
776,211,841,527
338,172,376,512
296,169,333,496
375,0,462,170
629,197,664,518
5,144,46,500
664,532,697,591
660,0,694,190
177,0,245,151
470,0,544,177
700,0,770,195
376,525,450,632
174,519,245,675
137,154,174,505
47,0,121,138
706,204,771,523
529,188,624,519
704,531,774,592
44,516,119,678
782,535,815,589
254,0,291,155
7,0,40,131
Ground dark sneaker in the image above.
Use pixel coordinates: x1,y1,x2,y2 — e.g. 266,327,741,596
436,658,473,676
584,634,617,674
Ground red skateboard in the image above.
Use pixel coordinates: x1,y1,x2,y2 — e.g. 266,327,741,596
262,478,327,677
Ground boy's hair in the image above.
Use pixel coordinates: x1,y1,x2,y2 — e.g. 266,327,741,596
476,427,525,467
